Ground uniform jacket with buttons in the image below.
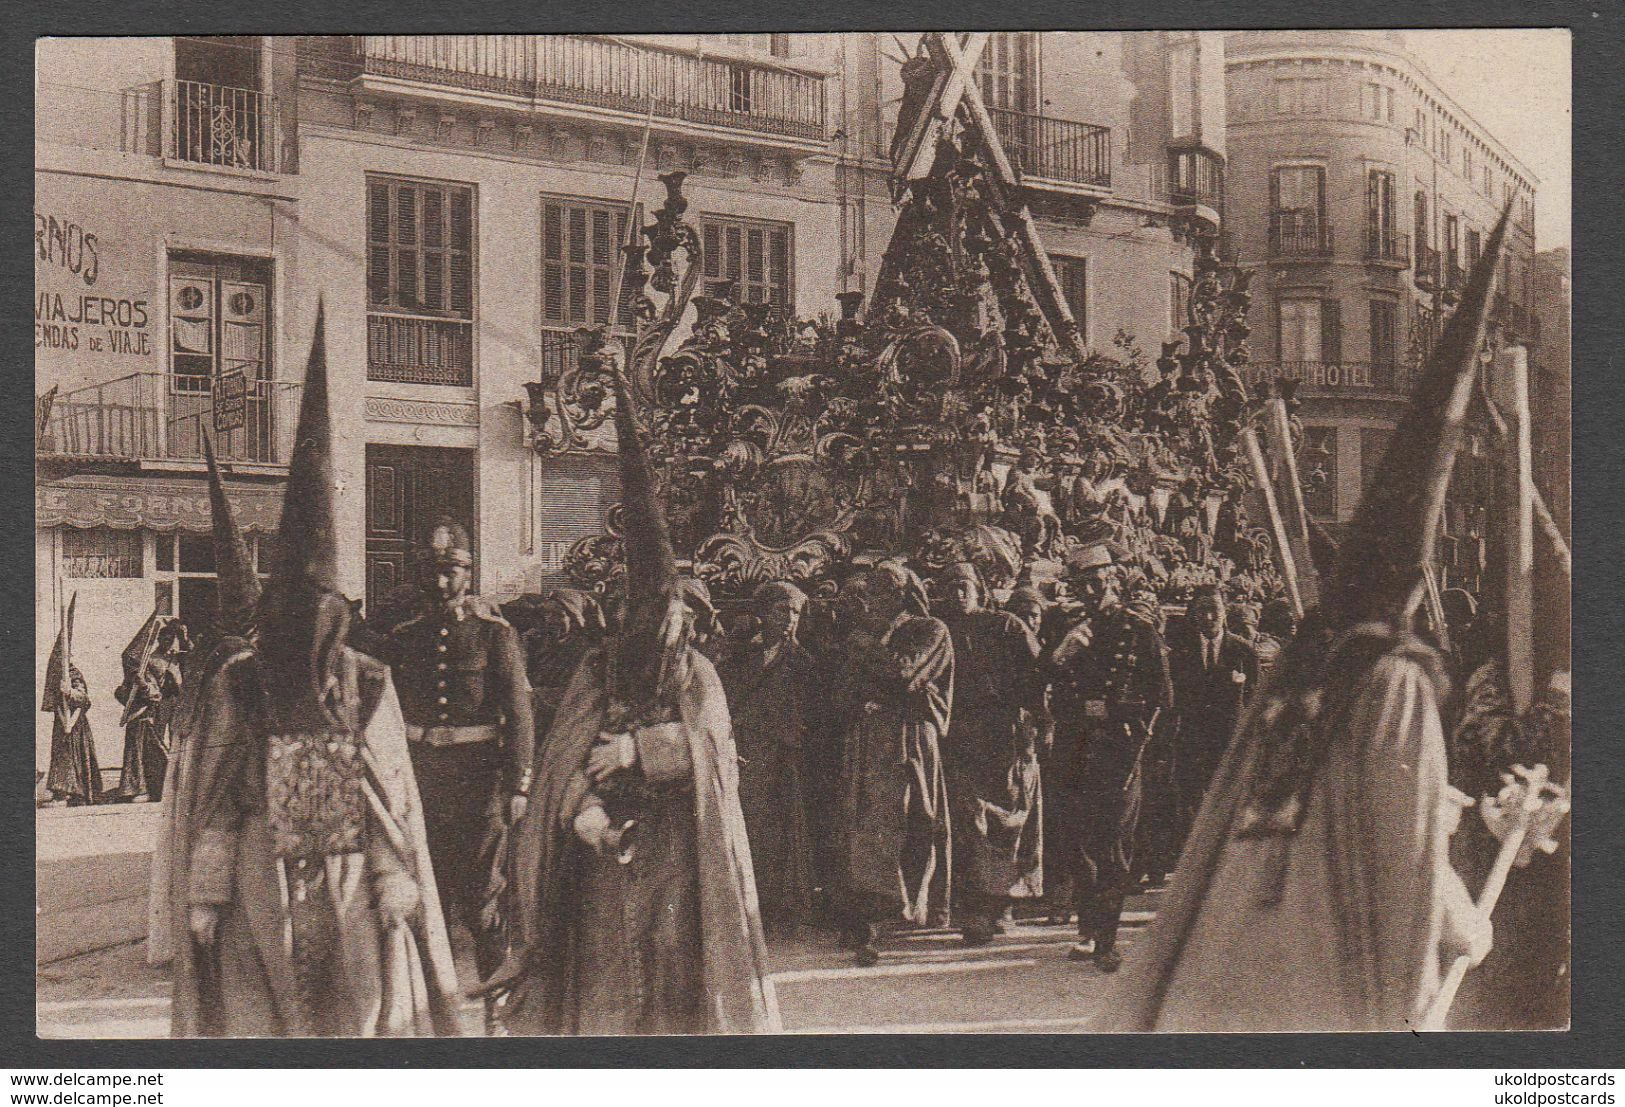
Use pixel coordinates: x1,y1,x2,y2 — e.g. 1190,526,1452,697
1047,605,1174,732
386,597,535,793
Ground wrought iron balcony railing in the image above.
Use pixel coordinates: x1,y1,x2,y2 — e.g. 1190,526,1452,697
1365,229,1410,265
353,35,827,141
987,107,1112,190
366,313,475,387
37,372,301,465
1244,360,1415,397
1414,244,1440,289
1168,147,1224,210
170,79,278,172
1269,212,1333,257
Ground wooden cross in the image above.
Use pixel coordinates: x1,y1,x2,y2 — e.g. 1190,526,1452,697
889,32,1089,361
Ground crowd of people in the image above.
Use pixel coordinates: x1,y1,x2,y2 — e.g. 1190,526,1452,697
100,202,1567,1037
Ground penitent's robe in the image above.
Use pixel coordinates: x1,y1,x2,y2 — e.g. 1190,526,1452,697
718,637,817,935
939,609,1044,903
1104,636,1480,1032
837,613,954,925
490,648,778,1035
165,641,461,1037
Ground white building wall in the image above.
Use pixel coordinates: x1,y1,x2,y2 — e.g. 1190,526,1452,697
294,126,843,600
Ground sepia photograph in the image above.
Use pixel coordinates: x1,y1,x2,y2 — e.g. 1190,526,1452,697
33,28,1572,1040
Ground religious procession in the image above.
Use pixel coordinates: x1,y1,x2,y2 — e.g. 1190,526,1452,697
35,31,1570,1038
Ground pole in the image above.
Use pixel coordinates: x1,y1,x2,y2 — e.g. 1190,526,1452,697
1489,345,1535,714
1420,816,1530,1031
1264,396,1321,609
1479,385,1570,579
1241,427,1305,621
604,93,658,333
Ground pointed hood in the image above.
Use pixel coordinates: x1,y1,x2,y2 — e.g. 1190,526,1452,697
204,434,261,636
42,593,77,713
1325,205,1511,629
121,606,165,685
260,301,351,731
271,299,340,596
608,365,685,707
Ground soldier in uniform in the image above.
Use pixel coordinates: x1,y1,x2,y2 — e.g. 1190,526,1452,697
1045,538,1173,972
387,519,534,1021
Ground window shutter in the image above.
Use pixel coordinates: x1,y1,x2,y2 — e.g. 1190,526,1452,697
1321,299,1342,364
1367,171,1379,248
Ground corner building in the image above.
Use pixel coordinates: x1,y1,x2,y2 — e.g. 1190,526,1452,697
1223,30,1538,531
36,36,301,774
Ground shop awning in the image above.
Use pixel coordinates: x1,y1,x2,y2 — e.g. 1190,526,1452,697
37,474,284,533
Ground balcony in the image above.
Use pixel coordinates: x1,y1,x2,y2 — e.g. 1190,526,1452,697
37,372,301,466
1414,244,1440,290
1364,230,1410,266
1442,254,1465,304
1244,360,1415,398
170,80,279,173
987,108,1112,190
1168,146,1224,211
352,35,826,143
1269,212,1333,258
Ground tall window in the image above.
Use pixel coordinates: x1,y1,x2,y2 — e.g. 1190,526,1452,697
1271,165,1326,250
1052,256,1089,345
1369,299,1398,382
1414,190,1431,279
1444,213,1460,281
1463,147,1473,179
1361,82,1393,121
975,32,1037,113
172,37,270,171
169,253,270,393
1169,271,1193,335
366,176,475,386
541,196,637,332
1466,228,1482,270
1483,164,1494,197
1366,170,1396,256
701,216,792,309
1279,297,1340,366
168,252,273,460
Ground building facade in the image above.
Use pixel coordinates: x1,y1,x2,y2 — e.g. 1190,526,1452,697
1223,30,1539,532
36,36,303,775
37,32,1226,774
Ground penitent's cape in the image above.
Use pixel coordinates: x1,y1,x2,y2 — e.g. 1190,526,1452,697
1103,628,1460,1032
490,646,780,1034
164,641,462,1037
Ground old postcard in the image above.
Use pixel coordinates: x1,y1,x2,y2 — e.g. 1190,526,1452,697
35,30,1570,1037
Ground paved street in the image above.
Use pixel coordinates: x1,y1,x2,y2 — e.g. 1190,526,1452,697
38,889,1162,1037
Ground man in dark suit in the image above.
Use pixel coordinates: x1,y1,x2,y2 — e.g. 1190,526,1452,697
1168,586,1260,847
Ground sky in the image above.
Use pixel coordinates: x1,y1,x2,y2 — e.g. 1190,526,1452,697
1401,29,1572,252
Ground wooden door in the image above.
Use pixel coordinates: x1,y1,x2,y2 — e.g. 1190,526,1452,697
364,444,476,614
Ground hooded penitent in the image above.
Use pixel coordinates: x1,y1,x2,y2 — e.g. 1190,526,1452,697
606,368,688,713
203,433,261,637
150,435,261,967
259,301,350,733
166,304,461,1036
478,360,779,1033
1103,207,1513,1033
